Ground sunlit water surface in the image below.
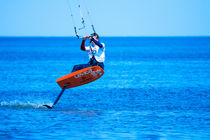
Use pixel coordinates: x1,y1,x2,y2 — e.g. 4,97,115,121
0,37,209,139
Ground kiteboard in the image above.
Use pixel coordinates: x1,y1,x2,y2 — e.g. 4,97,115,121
56,66,104,89
43,66,104,109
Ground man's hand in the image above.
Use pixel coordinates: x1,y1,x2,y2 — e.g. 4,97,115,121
88,35,96,40
84,35,96,41
83,35,89,40
92,36,97,40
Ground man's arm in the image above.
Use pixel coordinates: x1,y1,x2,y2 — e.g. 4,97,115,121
91,38,103,48
81,39,86,51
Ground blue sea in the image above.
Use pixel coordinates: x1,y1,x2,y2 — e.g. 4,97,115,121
0,37,209,139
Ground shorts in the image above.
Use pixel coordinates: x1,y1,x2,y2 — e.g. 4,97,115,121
72,57,104,72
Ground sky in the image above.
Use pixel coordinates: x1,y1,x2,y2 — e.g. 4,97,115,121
0,0,210,37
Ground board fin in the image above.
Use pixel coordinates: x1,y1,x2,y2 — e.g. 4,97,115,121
43,105,53,109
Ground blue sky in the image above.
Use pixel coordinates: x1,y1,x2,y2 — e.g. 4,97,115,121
0,0,210,36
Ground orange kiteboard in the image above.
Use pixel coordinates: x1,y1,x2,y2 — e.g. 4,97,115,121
56,66,104,89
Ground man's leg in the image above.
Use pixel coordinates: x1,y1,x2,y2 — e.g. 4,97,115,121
72,64,92,72
97,62,104,70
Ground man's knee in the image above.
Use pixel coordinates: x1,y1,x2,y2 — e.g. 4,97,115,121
72,64,92,72
72,65,80,72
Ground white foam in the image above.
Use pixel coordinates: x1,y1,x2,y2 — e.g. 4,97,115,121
0,100,52,109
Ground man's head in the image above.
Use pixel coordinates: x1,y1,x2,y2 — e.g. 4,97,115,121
91,33,99,40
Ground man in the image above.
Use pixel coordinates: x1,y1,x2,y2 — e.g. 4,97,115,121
72,33,105,72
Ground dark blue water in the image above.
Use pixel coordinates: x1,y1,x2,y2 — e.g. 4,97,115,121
0,37,209,139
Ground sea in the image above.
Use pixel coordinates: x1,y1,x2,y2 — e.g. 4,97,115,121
0,37,209,139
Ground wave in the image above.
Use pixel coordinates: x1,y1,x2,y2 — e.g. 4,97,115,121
0,100,52,109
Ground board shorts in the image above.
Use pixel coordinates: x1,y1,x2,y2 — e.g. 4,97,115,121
72,57,104,72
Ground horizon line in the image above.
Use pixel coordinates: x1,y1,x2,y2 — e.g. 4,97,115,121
0,35,210,38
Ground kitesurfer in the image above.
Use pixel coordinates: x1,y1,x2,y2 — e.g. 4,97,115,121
72,33,105,72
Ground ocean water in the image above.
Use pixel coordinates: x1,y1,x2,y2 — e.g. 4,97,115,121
0,37,209,139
